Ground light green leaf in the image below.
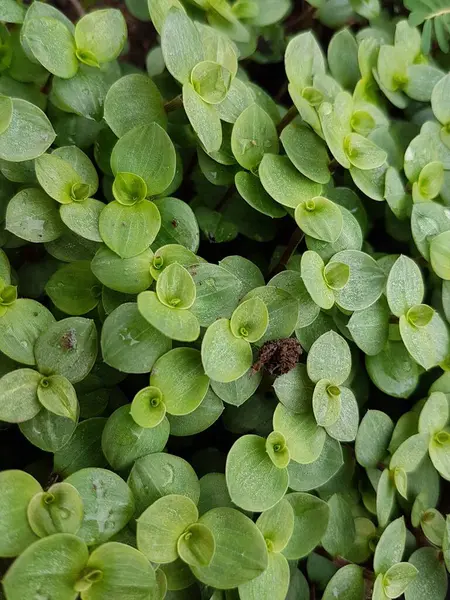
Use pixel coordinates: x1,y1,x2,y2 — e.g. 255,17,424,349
405,548,448,600
374,517,406,575
429,430,450,480
230,297,268,343
319,92,353,169
288,436,343,492
0,0,26,23
191,507,268,589
366,340,420,398
0,368,41,423
282,492,329,560
421,509,446,546
111,123,176,196
376,468,397,530
273,364,314,414
53,418,107,477
355,410,394,468
431,73,450,126
273,403,326,464
75,9,126,65
104,73,166,137
27,482,83,538
324,386,358,443
322,564,364,600
202,318,252,383
280,121,330,185
399,309,449,370
37,374,78,421
6,187,63,243
419,392,449,436
390,433,429,473
161,8,203,84
259,154,322,208
344,133,387,170
0,470,42,557
301,251,334,310
92,246,153,294
138,291,200,342
328,29,360,90
177,522,215,568
3,534,88,600
66,467,135,546
386,255,424,317
348,297,390,356
307,331,351,386
295,196,343,243
183,82,222,153
238,552,290,600
322,493,356,558
235,171,287,218
231,104,278,171
45,260,101,315
226,434,289,512
430,230,450,280
191,60,232,105
156,263,196,310
22,17,78,78
285,31,326,90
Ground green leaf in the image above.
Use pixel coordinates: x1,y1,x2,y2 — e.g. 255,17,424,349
202,318,252,383
216,77,255,124
112,172,147,206
256,498,295,553
404,64,443,102
111,123,176,196
386,255,424,317
191,61,232,105
405,547,448,600
350,162,387,201
99,200,161,259
53,418,108,477
177,522,215,568
22,17,78,78
307,331,351,386
80,542,157,600
399,309,449,370
137,494,199,563
328,29,360,90
269,270,320,329
91,246,153,294
6,187,63,242
280,121,330,185
431,73,450,125
102,404,169,471
238,552,290,600
390,433,429,472
150,347,209,416
301,251,334,310
322,564,364,600
65,467,135,546
235,170,286,218
259,154,322,208
183,82,222,153
273,364,314,414
242,285,299,346
295,196,343,243
344,133,387,170
421,509,446,546
19,405,77,452
27,482,83,538
443,515,450,571
226,434,289,511
168,388,223,436
75,9,126,65
0,299,55,365
285,31,326,90
130,386,166,428
329,250,386,311
60,198,104,242
230,297,268,343
46,261,101,315
101,301,171,372
158,558,194,592
37,374,78,421
138,291,200,342
104,73,166,137
273,403,326,464
419,392,449,435
231,104,278,171
322,493,356,557
312,379,342,428
288,436,344,492
0,368,41,423
3,534,89,600
416,161,444,200
348,297,390,356
324,386,358,443
319,92,353,169
0,470,42,557
355,410,394,468
153,197,200,252
148,0,185,34
0,0,26,23
282,492,330,560
430,230,450,280
366,339,420,398
374,517,406,575
429,429,450,480
128,452,200,517
161,8,204,84
0,95,13,135
35,317,97,384
156,263,196,310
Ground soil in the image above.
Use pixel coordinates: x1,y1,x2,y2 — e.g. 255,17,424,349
252,338,302,376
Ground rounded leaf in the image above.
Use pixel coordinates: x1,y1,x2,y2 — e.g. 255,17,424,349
386,255,424,317
156,263,196,310
288,435,343,492
202,318,253,383
405,548,448,600
177,522,216,567
295,196,343,243
273,403,326,464
130,386,166,428
6,188,63,243
230,297,268,343
75,9,126,65
27,482,83,537
231,104,278,171
307,331,351,385
282,492,329,560
0,368,41,423
238,552,290,600
256,498,295,553
138,291,200,342
191,61,232,105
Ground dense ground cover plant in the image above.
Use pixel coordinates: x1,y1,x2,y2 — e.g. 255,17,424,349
0,0,450,598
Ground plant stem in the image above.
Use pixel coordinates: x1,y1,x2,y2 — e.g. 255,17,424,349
164,95,183,113
269,227,304,277
276,105,298,134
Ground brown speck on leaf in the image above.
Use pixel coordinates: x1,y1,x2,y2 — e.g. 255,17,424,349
252,338,302,376
171,219,178,228
60,328,77,351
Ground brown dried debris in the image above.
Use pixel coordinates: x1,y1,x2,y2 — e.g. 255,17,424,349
252,338,302,377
